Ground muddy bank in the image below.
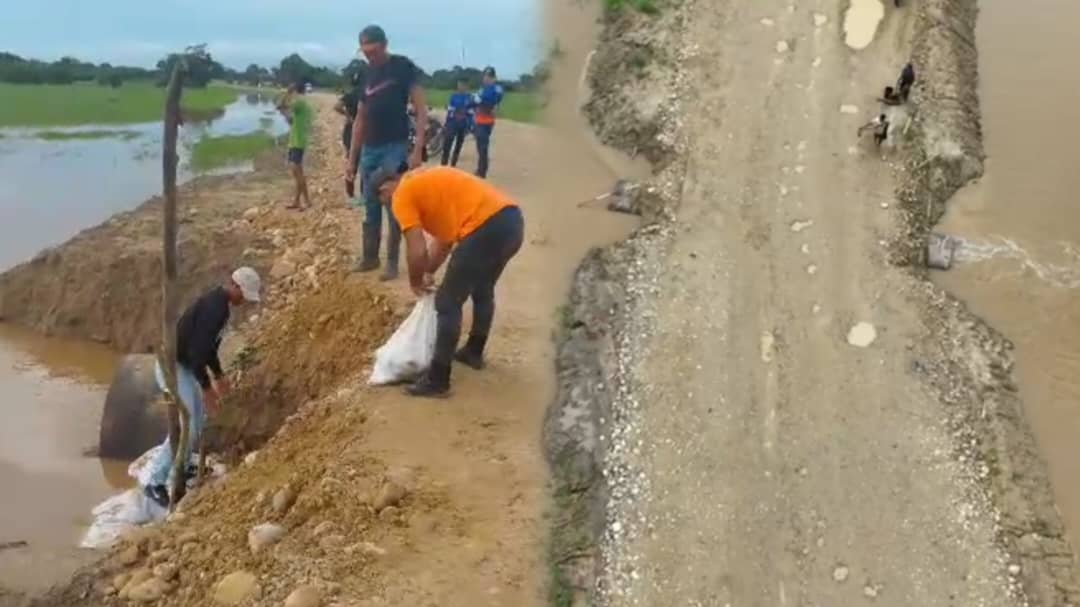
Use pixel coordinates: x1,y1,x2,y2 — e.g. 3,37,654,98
544,2,688,602
547,0,1080,604
897,0,1080,601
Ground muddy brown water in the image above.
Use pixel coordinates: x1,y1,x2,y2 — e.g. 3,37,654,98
0,323,128,594
934,0,1080,553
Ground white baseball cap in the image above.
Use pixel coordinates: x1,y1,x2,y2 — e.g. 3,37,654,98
231,267,262,303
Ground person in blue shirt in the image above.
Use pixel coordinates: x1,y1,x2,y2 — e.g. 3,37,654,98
441,78,475,167
473,66,504,178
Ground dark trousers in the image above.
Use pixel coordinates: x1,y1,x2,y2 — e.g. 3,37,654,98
433,206,524,368
441,121,468,167
474,123,494,178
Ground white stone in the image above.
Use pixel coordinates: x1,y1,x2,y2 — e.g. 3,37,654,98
847,322,878,347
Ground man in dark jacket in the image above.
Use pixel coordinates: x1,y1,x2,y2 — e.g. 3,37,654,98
143,267,261,507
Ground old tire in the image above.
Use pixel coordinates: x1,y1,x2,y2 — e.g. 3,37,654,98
98,354,168,459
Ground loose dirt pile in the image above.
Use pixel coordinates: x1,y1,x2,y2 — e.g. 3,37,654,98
212,272,400,453
41,386,460,607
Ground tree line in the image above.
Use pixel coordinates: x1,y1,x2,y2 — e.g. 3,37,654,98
0,49,550,92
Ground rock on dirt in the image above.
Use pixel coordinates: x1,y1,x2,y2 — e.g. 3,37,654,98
117,544,141,566
373,480,408,512
248,523,286,554
284,584,322,607
153,562,179,582
126,577,171,602
272,486,298,515
212,571,260,606
846,322,878,348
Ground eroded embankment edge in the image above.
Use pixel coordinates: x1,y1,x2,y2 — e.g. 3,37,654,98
542,3,689,605
896,0,1080,602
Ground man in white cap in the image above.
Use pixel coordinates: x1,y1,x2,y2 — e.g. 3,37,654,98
143,267,261,507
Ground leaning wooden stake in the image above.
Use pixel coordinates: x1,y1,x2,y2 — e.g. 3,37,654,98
160,60,190,510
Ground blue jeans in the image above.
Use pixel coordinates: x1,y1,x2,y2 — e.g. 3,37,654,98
147,362,205,487
474,123,494,178
360,142,409,263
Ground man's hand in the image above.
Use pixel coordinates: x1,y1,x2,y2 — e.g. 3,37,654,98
410,276,435,298
203,387,221,416
216,377,232,397
344,158,357,182
407,147,423,170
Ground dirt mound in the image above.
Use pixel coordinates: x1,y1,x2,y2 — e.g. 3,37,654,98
33,385,462,607
211,273,401,453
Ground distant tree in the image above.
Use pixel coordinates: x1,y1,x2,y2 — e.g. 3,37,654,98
155,45,224,88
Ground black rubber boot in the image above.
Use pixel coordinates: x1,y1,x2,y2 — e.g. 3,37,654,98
144,484,170,509
353,224,381,273
453,334,488,370
406,362,451,398
381,221,401,281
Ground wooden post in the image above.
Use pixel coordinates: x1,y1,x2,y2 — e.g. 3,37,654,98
160,60,190,510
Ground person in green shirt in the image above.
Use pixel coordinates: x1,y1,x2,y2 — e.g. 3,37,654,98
278,81,312,210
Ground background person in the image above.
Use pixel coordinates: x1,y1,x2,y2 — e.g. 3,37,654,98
441,78,475,167
277,81,313,210
335,71,364,197
472,66,504,179
143,268,262,507
372,165,524,398
345,25,428,281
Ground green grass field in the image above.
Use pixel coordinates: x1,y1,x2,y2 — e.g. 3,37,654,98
190,131,276,172
424,89,542,123
0,82,239,127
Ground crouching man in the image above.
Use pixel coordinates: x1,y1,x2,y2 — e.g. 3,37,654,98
371,165,524,398
143,267,262,507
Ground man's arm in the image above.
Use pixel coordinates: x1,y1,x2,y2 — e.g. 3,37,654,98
404,227,432,294
427,240,453,274
409,85,428,156
346,101,365,179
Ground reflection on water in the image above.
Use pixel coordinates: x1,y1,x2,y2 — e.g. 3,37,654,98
0,322,128,592
0,94,288,270
934,0,1080,550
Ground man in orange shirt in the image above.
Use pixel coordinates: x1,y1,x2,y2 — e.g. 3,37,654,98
371,164,524,397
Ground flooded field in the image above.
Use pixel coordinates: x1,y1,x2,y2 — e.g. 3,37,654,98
0,323,125,594
0,93,287,270
935,0,1080,549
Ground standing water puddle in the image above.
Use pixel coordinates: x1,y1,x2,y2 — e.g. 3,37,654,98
0,323,126,594
934,0,1080,550
843,0,885,50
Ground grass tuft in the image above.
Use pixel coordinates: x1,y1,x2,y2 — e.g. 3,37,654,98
190,131,276,172
604,0,660,14
33,129,141,141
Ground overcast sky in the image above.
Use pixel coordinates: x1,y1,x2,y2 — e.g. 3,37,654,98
2,0,541,76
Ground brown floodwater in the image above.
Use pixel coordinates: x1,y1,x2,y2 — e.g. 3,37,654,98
0,323,127,594
934,0,1080,551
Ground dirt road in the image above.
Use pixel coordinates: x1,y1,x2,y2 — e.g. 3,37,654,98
594,1,1024,605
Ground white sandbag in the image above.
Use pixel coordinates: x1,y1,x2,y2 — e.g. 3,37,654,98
80,489,167,549
80,445,226,549
369,295,437,385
